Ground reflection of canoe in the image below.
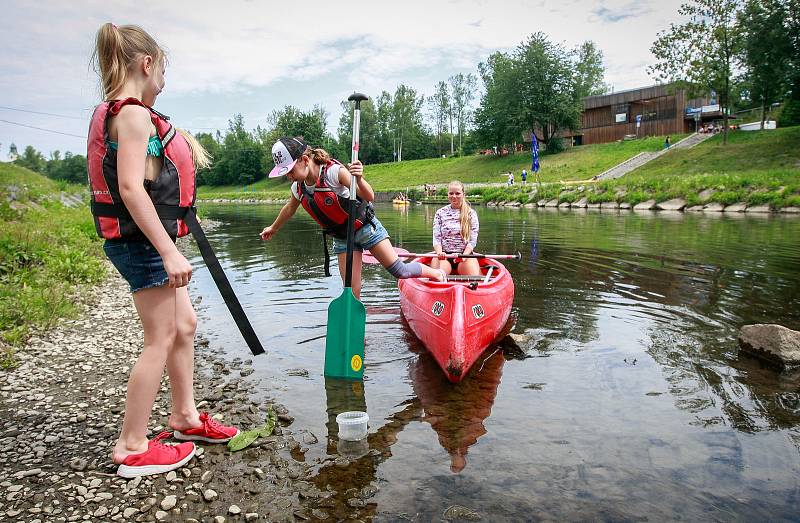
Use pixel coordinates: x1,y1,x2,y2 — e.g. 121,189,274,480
398,258,514,382
410,348,505,472
392,198,410,205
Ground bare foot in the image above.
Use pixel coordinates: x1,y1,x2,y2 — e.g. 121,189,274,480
168,413,202,433
112,441,148,464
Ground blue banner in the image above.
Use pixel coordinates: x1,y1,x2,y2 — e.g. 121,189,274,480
531,133,540,173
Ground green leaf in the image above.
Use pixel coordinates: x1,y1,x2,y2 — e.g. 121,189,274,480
226,409,277,452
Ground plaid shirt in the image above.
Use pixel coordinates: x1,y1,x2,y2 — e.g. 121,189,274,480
433,205,479,253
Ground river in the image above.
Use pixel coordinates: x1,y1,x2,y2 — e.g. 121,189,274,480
186,202,800,521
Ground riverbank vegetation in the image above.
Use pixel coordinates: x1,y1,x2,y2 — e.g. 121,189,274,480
466,128,800,209
197,135,679,200
0,163,105,368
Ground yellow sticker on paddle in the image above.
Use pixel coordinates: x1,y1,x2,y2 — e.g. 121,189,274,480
350,355,363,372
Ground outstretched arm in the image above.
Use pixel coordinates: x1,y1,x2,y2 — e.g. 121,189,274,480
260,197,301,240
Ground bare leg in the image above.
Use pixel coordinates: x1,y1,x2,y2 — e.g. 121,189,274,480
457,258,481,276
113,285,178,463
167,287,201,431
338,251,363,300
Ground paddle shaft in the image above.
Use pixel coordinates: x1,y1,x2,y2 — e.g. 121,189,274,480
344,94,366,287
399,252,521,260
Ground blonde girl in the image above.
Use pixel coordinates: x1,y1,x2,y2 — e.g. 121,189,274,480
431,181,481,276
88,23,238,478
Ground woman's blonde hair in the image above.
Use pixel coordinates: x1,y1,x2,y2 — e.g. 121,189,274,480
91,23,210,169
449,180,472,242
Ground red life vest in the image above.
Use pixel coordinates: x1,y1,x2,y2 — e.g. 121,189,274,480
87,98,196,239
297,160,373,239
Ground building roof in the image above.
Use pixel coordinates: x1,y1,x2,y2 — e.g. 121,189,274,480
583,84,676,110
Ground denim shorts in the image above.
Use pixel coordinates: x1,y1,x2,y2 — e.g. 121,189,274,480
103,238,170,293
332,218,390,254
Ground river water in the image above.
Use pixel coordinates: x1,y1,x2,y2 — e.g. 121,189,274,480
186,202,800,521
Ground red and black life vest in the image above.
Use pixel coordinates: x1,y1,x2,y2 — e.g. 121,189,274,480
87,97,196,239
297,160,374,239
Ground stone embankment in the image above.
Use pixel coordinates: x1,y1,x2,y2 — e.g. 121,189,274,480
0,267,367,522
486,192,800,214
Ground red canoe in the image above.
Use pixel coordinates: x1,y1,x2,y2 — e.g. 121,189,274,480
398,257,514,383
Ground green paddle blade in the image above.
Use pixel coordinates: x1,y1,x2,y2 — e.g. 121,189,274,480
325,288,366,380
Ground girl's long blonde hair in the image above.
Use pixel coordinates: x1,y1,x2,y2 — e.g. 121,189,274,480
91,23,210,169
449,180,473,242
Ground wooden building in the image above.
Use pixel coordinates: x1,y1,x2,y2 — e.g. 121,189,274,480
578,84,719,145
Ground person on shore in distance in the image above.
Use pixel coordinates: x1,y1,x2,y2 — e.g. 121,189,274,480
259,137,445,299
431,181,480,277
664,135,671,149
88,23,239,478
507,171,514,186
521,168,527,185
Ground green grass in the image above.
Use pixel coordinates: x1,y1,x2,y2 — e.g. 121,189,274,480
0,163,106,369
449,128,800,208
197,135,678,200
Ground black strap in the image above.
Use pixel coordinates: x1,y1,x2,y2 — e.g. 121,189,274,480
182,209,265,356
322,231,332,277
92,201,265,356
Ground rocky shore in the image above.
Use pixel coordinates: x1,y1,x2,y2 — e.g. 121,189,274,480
0,269,352,522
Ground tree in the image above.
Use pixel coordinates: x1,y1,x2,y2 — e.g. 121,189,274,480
213,114,263,186
389,85,426,162
738,0,792,128
573,41,609,100
779,0,800,125
650,0,743,144
15,145,46,173
474,34,587,152
514,33,582,146
336,98,380,164
427,81,449,156
448,73,478,155
473,51,521,148
194,132,221,186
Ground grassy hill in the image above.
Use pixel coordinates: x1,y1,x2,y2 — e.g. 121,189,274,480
197,135,677,200
478,127,800,207
0,163,104,368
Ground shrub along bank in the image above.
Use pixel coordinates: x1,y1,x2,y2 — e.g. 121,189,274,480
0,163,105,368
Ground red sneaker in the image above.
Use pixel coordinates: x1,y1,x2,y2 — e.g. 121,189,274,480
116,432,195,478
173,412,240,443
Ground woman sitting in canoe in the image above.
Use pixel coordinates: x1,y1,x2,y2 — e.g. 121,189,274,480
431,180,481,276
259,137,445,299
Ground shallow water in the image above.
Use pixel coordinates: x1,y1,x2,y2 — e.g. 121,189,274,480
187,202,800,521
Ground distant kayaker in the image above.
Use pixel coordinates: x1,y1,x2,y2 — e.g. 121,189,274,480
260,137,445,298
88,23,239,479
431,181,481,276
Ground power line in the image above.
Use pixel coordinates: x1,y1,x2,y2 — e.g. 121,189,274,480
0,119,85,139
0,105,87,120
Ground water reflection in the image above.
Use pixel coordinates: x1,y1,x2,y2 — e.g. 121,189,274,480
410,349,504,473
188,203,800,520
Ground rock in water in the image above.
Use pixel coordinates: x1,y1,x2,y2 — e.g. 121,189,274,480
738,324,800,368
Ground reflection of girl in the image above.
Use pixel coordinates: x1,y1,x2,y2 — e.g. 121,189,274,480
260,137,444,299
431,181,480,276
88,24,238,478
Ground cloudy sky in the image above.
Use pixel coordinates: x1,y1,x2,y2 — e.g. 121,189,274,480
0,0,685,158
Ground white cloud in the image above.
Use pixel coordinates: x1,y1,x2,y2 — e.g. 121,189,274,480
0,0,686,154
